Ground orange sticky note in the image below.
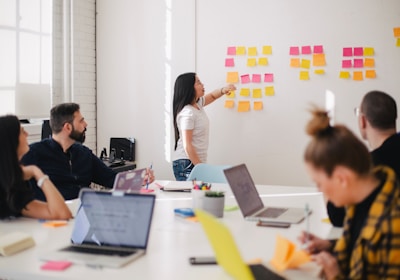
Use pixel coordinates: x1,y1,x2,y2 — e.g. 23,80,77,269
240,88,250,97
252,88,262,98
353,71,363,81
300,59,311,69
290,58,300,68
364,58,375,67
236,46,246,55
224,100,235,108
365,70,376,79
394,27,400,37
339,71,350,79
299,71,309,80
43,221,68,228
247,58,257,67
312,54,326,66
226,72,239,83
265,86,275,96
253,101,263,111
248,47,257,56
258,57,268,66
238,101,250,112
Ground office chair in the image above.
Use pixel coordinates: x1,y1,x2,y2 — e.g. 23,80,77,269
41,120,52,140
187,163,231,183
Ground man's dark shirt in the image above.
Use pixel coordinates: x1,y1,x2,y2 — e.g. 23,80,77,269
327,133,400,227
21,138,116,201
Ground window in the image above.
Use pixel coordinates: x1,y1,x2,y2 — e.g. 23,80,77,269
0,0,52,118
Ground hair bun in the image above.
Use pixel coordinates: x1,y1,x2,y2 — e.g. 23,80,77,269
306,107,331,136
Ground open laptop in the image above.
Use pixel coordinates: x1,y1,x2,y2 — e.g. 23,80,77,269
195,209,286,280
112,168,146,193
224,164,308,224
41,189,156,268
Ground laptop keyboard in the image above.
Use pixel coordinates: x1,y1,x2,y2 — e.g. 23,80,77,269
256,207,288,218
61,246,136,257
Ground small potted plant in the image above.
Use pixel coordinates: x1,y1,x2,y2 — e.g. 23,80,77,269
202,191,225,218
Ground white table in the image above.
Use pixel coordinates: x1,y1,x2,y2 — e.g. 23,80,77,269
0,181,341,280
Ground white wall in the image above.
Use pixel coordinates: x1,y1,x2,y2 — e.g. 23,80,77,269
96,0,400,185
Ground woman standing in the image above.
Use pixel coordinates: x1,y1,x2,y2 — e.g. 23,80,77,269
172,73,236,181
0,115,72,219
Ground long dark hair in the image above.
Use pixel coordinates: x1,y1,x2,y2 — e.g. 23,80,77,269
173,73,196,150
0,115,31,216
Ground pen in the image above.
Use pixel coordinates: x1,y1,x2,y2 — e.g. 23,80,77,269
305,203,310,246
146,163,153,189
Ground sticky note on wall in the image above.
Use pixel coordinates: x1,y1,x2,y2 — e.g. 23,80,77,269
238,101,250,112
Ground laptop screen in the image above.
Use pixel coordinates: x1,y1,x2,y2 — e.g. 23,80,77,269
113,168,146,192
71,190,155,249
224,164,265,217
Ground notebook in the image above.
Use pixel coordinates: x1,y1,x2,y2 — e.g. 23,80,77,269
223,164,309,224
160,181,193,192
112,168,146,193
195,209,286,280
40,189,156,268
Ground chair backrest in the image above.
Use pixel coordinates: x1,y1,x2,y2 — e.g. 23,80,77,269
41,119,52,140
187,163,231,183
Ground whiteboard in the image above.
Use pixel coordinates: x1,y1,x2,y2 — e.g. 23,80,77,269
195,0,400,186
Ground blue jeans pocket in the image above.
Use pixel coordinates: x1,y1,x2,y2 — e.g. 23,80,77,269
173,159,194,181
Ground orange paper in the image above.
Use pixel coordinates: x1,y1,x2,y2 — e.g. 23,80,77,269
270,235,310,271
226,72,239,83
224,100,234,108
253,102,263,111
290,58,300,68
238,101,250,112
365,70,376,79
312,54,326,66
353,71,363,81
43,221,68,228
394,27,400,37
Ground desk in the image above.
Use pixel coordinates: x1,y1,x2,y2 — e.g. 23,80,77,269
104,161,137,173
0,182,341,280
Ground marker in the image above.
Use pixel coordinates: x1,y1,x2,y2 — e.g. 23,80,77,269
146,163,153,190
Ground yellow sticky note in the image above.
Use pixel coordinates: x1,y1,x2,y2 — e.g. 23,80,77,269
226,72,239,83
353,71,363,81
253,101,263,111
299,71,309,80
397,38,400,47
224,100,235,108
252,88,262,98
238,101,250,112
247,58,257,67
300,59,310,69
312,54,326,66
248,47,257,56
364,58,375,67
394,27,400,37
262,45,272,55
226,91,235,98
236,46,246,55
364,47,374,56
240,88,250,97
290,58,300,68
258,57,268,66
265,86,275,96
314,69,325,75
365,70,376,79
339,71,350,79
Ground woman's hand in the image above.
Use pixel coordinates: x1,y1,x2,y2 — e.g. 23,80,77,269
313,251,340,280
21,165,43,181
298,231,333,254
143,168,155,186
222,84,237,95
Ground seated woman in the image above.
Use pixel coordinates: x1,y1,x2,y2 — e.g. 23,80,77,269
298,108,400,279
0,115,72,220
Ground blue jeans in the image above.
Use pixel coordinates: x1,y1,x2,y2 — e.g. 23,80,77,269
173,159,194,181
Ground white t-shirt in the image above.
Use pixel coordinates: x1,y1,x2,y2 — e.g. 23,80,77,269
173,97,209,162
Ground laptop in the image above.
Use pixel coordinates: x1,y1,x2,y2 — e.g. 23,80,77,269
112,168,146,193
223,164,308,224
40,189,156,268
195,209,286,280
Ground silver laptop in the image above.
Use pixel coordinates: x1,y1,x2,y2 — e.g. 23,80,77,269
41,189,156,268
224,164,309,224
112,168,146,193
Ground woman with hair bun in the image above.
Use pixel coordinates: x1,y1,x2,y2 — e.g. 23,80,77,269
298,108,400,279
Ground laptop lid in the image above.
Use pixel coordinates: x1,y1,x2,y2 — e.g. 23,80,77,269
112,168,146,193
223,164,265,217
71,189,155,250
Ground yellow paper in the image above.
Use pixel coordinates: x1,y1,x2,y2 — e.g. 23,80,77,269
262,45,272,55
364,58,375,67
364,47,374,56
365,70,376,79
312,54,326,66
265,86,275,96
226,91,235,98
339,71,350,79
299,71,309,80
353,71,363,81
397,38,400,47
224,100,235,108
248,47,257,56
270,235,311,271
247,58,257,67
253,101,263,111
226,72,239,83
258,57,268,66
290,58,300,68
240,88,250,97
314,69,325,75
238,101,250,112
300,59,310,69
236,46,246,55
252,88,262,98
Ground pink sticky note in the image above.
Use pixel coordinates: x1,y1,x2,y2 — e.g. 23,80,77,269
241,74,251,84
264,73,274,83
41,261,72,271
353,59,363,68
225,58,234,67
343,47,353,57
353,47,363,56
342,60,352,68
313,45,323,54
289,46,299,55
252,74,261,83
301,46,312,54
227,46,236,55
